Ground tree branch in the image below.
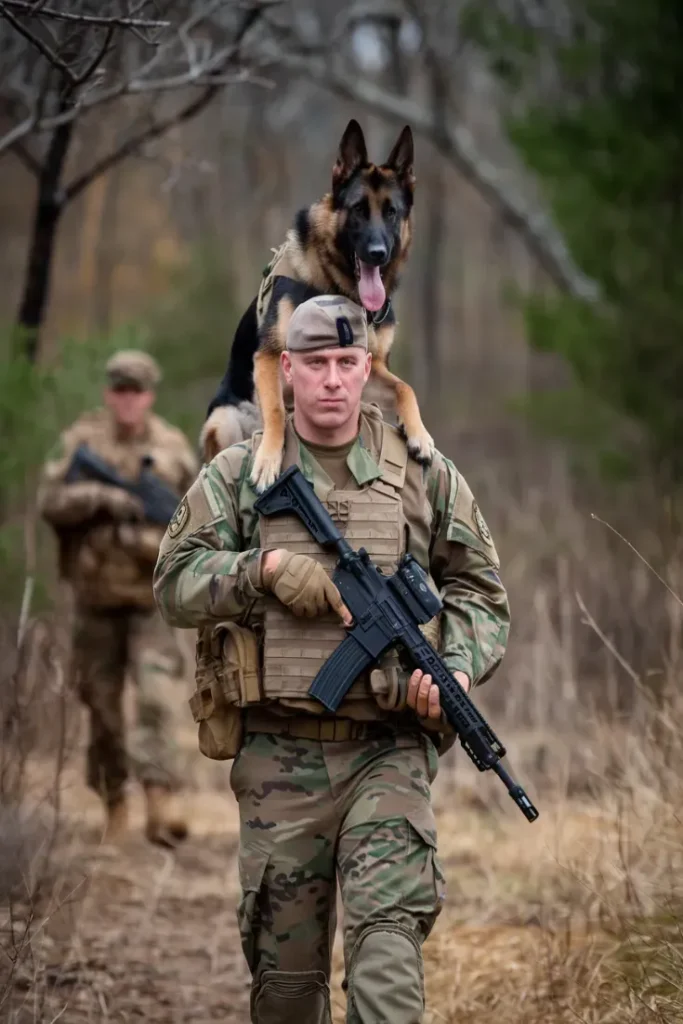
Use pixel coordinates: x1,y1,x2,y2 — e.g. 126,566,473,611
63,84,218,202
0,1,78,82
71,24,114,86
0,0,276,156
0,0,170,31
276,52,600,302
63,0,269,203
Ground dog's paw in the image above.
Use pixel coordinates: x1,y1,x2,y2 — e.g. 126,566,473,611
401,424,435,465
250,445,283,492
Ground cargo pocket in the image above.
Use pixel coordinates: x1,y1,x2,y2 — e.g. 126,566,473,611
237,844,270,973
403,809,447,934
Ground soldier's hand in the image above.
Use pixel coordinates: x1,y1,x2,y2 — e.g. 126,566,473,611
263,549,352,624
100,486,144,521
407,669,471,720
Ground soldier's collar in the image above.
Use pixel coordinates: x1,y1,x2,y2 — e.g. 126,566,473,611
347,433,381,485
294,432,380,492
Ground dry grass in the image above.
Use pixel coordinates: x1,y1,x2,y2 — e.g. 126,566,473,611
2,486,683,1021
3,693,682,1023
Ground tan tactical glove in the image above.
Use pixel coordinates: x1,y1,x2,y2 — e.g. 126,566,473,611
265,551,349,620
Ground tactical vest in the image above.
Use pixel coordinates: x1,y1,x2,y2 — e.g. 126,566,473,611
256,240,297,330
256,418,436,720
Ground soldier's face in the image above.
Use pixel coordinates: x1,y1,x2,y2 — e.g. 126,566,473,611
104,386,155,428
282,348,372,431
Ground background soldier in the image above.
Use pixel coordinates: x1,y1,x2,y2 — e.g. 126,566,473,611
153,298,510,1024
38,350,199,847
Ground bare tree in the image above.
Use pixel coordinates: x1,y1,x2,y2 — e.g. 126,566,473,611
0,0,277,359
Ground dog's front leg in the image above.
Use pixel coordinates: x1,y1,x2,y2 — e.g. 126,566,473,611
371,357,434,464
251,349,286,491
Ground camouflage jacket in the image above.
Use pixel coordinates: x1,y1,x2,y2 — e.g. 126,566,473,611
154,405,510,686
39,408,198,611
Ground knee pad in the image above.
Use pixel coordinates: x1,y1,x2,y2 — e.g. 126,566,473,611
251,969,330,1024
348,924,424,1024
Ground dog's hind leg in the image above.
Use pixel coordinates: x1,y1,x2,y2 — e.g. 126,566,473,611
370,356,434,465
250,349,287,490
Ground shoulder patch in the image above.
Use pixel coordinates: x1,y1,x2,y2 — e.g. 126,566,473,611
167,497,190,539
472,502,492,545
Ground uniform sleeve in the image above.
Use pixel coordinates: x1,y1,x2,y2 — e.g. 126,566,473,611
37,428,107,527
427,453,510,687
153,448,265,629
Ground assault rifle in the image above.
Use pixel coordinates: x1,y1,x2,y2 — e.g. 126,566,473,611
65,444,181,526
254,465,539,823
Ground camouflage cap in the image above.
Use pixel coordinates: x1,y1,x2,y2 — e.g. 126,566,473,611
287,296,368,353
105,350,161,391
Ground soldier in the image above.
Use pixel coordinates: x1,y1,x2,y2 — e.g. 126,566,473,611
38,350,199,847
153,297,510,1024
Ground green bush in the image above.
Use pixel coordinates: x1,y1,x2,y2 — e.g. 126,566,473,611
468,0,683,488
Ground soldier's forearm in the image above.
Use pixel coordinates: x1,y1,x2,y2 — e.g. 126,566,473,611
440,596,510,686
38,481,104,527
153,544,264,628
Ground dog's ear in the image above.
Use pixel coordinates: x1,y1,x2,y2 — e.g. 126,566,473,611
385,125,415,187
333,119,368,187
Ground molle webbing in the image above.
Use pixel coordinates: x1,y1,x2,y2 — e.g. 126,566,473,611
260,483,403,710
257,421,410,716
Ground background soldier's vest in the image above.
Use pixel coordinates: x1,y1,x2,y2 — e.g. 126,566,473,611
257,420,430,720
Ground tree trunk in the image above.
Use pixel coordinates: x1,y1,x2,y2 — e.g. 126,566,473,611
419,64,449,399
16,119,74,362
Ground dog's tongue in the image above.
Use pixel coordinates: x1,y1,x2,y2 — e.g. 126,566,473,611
358,261,386,312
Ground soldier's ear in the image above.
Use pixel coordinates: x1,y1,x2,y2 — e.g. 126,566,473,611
281,350,293,385
333,119,368,189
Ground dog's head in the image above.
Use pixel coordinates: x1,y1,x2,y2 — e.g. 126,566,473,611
331,119,415,313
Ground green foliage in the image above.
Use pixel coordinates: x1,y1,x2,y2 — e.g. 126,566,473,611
142,241,240,440
468,0,683,484
0,328,125,610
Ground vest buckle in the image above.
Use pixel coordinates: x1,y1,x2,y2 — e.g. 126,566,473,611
327,498,350,529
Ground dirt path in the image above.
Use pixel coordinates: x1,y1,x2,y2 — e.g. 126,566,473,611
8,772,251,1023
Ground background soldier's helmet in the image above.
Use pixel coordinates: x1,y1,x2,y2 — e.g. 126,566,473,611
106,350,162,391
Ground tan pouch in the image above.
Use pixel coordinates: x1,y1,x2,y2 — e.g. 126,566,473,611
189,682,243,760
189,621,262,760
370,662,403,711
216,621,263,705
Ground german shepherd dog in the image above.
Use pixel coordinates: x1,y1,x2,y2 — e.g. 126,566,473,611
201,118,434,490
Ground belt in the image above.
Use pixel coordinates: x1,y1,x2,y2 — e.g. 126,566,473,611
244,708,401,742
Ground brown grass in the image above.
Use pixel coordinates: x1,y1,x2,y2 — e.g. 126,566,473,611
3,481,683,1022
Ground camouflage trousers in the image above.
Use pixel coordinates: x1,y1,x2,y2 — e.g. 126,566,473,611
72,605,184,806
230,727,446,1024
